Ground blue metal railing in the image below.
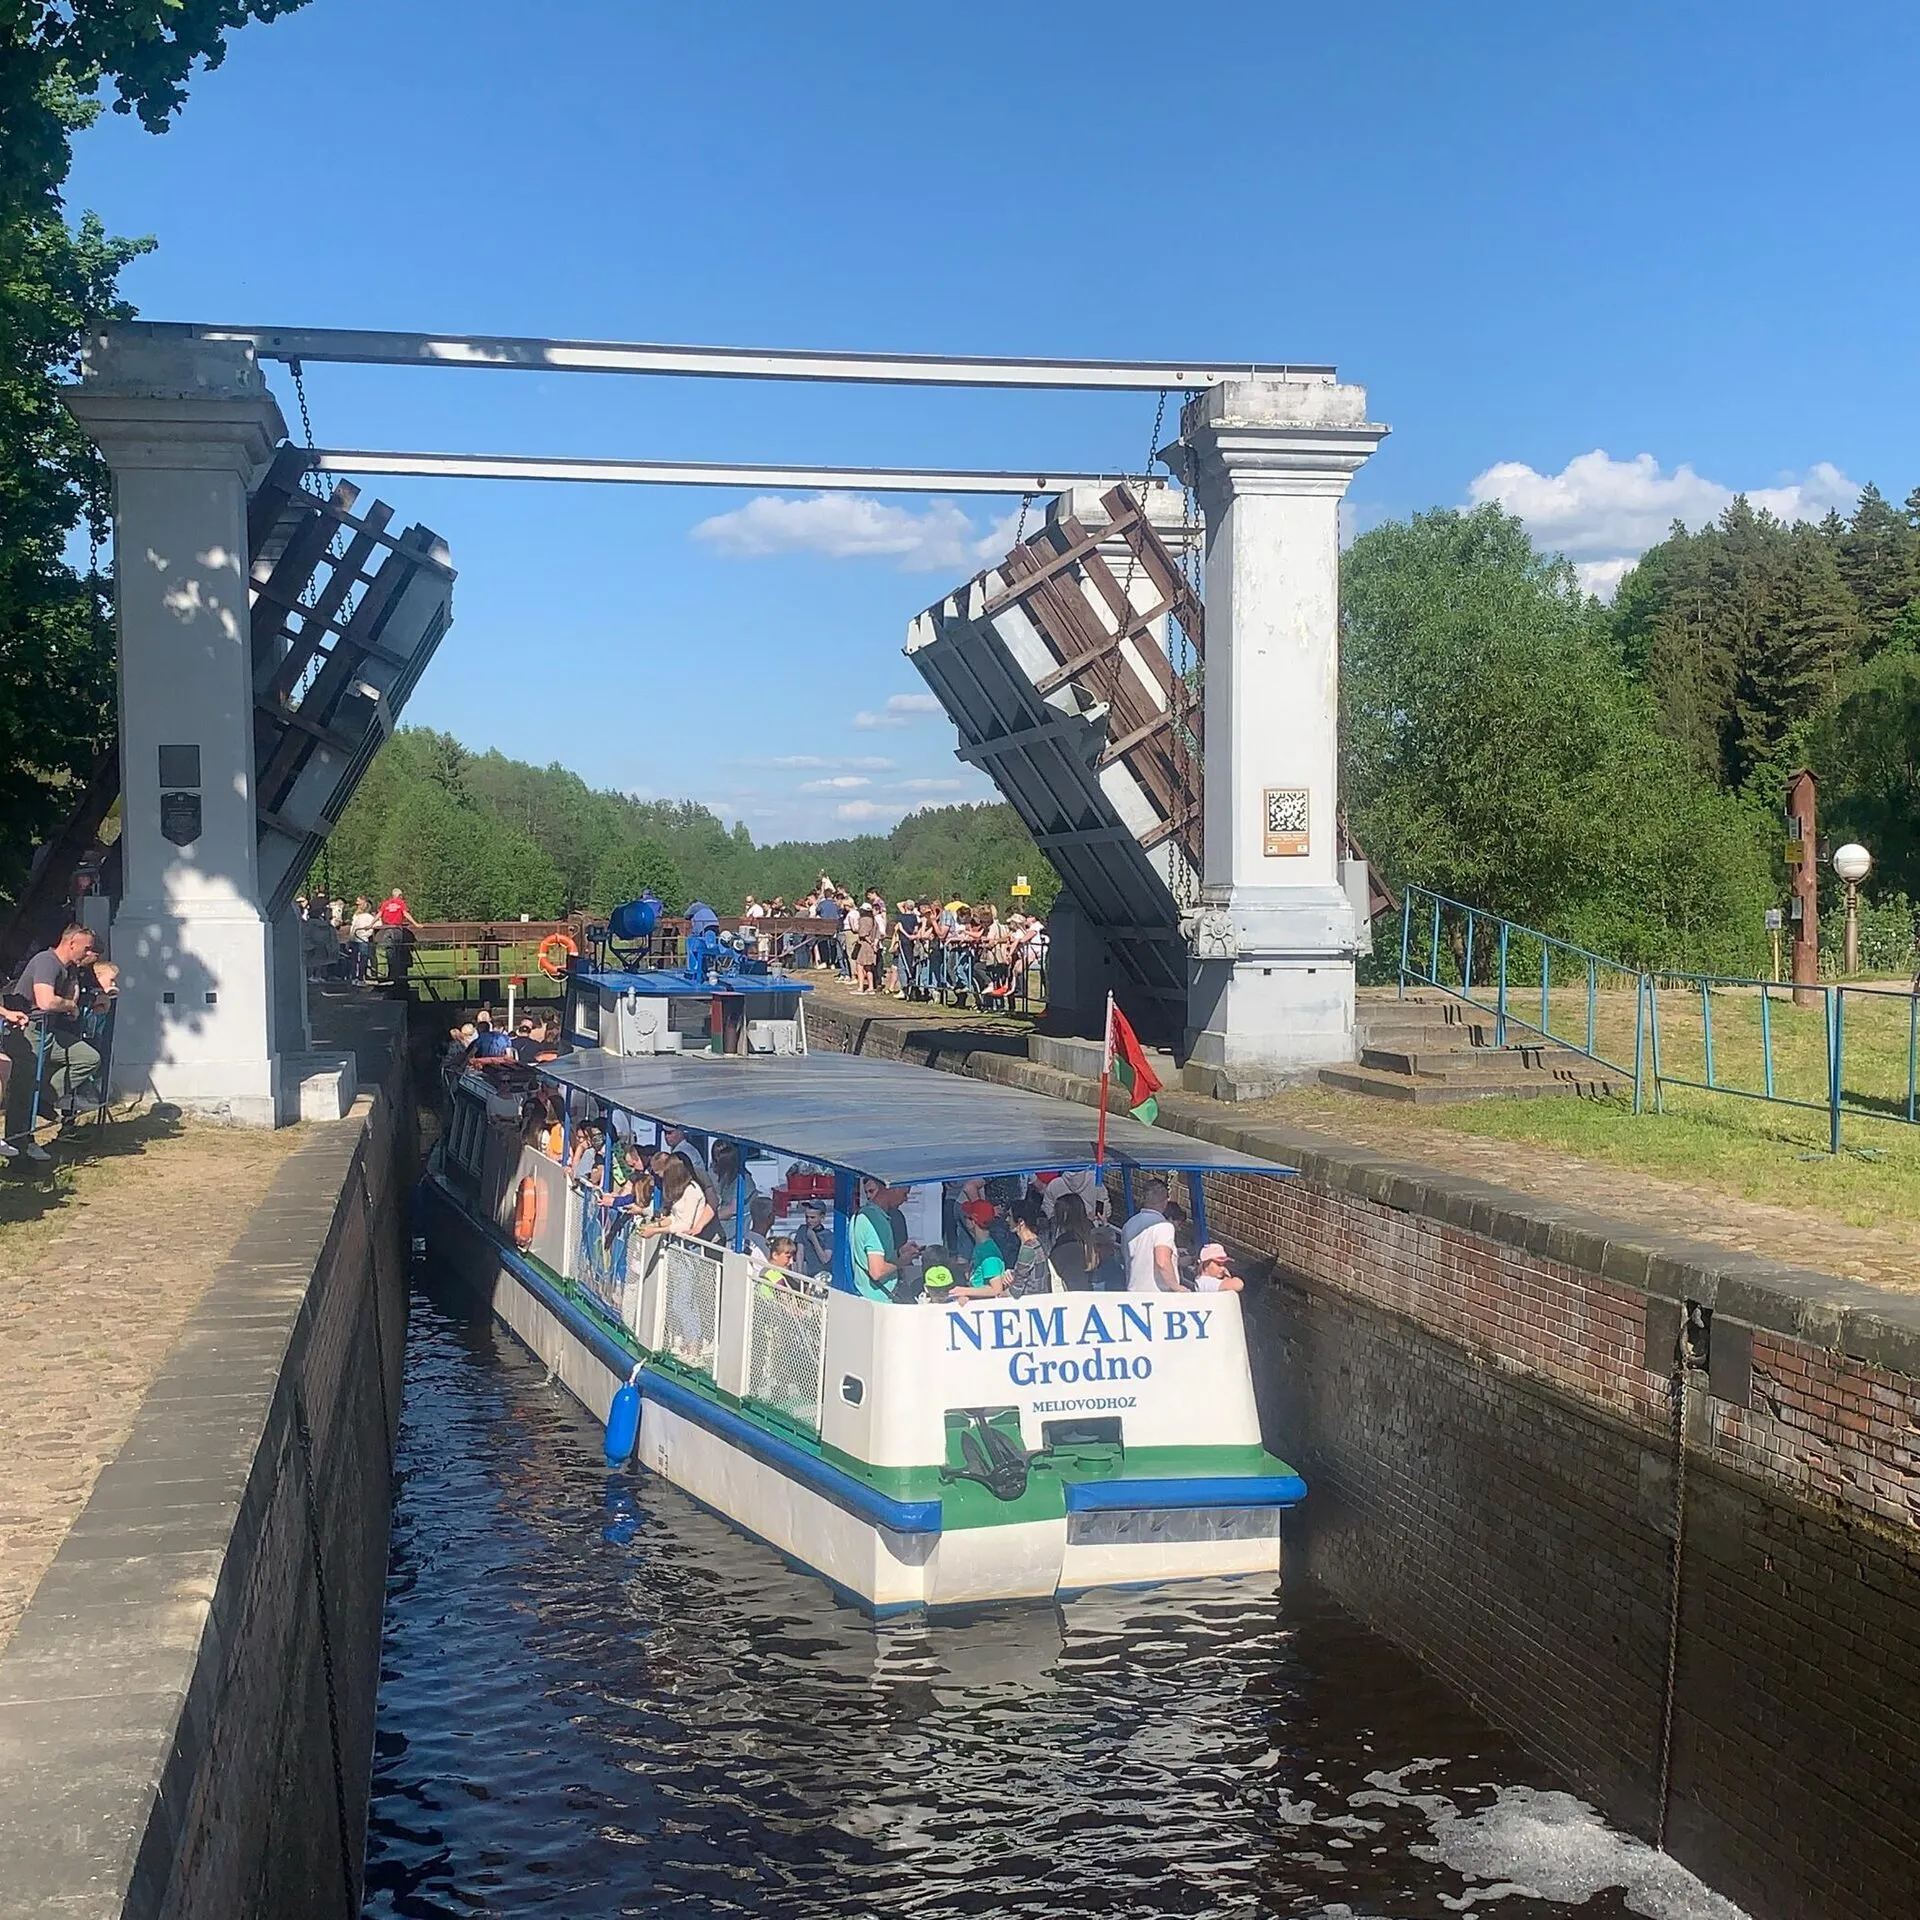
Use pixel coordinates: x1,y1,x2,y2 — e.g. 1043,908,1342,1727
1396,887,1644,1100
1397,885,1920,1153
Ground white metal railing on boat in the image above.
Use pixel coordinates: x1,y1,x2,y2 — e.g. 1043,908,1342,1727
659,1234,723,1377
745,1276,830,1437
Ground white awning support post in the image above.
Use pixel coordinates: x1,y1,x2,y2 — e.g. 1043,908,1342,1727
1171,378,1389,1097
64,330,293,1124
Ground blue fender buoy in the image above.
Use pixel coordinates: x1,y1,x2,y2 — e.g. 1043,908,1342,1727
604,1378,642,1467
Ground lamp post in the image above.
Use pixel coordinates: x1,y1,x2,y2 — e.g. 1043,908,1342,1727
1833,842,1872,975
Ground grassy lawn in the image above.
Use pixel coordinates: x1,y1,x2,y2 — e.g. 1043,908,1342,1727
1467,978,1917,1121
1263,992,1920,1248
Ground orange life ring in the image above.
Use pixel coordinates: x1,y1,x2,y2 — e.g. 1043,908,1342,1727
513,1176,540,1248
537,931,578,979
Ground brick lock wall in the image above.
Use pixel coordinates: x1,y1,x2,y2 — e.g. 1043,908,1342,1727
1212,1167,1920,1920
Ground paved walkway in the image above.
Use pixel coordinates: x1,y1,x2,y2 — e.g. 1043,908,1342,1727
1241,1091,1920,1293
0,1113,305,1651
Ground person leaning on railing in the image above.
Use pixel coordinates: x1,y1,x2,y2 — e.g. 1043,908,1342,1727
637,1154,717,1244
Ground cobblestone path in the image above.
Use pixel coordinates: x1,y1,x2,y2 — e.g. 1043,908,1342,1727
0,1114,305,1651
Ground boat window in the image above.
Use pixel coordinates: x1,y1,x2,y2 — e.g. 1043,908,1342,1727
569,985,600,1045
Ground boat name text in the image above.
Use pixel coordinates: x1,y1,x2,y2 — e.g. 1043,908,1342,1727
945,1301,1211,1388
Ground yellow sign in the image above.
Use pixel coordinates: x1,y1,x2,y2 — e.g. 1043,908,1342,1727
1784,839,1805,864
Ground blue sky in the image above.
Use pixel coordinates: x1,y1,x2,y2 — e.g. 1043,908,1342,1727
64,0,1920,840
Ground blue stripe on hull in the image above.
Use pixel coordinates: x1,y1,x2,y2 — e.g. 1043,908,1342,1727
424,1176,943,1537
1065,1474,1308,1513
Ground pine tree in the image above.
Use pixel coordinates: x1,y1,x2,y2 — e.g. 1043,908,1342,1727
1836,483,1920,653
1730,529,1855,796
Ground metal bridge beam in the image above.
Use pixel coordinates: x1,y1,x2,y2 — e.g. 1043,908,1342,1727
305,448,1167,494
147,322,1332,392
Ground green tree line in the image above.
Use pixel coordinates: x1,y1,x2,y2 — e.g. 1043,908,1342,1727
1341,489,1920,975
312,726,1063,922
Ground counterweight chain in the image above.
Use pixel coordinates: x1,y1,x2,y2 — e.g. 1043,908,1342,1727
1654,1322,1694,1851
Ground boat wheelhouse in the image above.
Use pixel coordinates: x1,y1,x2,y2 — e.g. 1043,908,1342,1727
425,949,1305,1614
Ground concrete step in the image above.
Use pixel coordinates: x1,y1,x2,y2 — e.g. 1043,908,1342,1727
1317,1064,1579,1104
1320,1056,1623,1104
1354,1021,1492,1054
1360,1044,1577,1079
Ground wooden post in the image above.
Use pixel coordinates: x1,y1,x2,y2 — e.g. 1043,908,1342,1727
1786,768,1820,1009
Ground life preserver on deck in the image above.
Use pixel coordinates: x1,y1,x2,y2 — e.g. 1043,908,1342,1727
513,1177,540,1248
536,931,578,978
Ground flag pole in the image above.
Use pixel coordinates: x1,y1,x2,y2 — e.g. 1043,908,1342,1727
1096,991,1113,1169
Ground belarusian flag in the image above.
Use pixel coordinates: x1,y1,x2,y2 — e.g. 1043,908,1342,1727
1103,993,1162,1125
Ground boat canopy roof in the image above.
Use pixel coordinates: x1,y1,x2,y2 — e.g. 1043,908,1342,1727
574,967,813,998
537,1049,1292,1186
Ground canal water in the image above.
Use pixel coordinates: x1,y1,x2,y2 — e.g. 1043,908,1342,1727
361,1277,1749,1920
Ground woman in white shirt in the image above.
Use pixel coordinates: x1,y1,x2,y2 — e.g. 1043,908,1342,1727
348,897,378,983
639,1156,716,1242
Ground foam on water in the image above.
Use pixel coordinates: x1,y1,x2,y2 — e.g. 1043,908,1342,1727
1410,1786,1750,1919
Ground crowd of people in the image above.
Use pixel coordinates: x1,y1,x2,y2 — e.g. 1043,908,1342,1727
743,873,1048,1008
544,1097,1242,1305
295,889,421,984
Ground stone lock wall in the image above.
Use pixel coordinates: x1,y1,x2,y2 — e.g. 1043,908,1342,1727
0,1001,411,1920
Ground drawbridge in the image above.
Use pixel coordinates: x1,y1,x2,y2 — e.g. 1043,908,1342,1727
906,484,1201,1038
0,446,451,975
59,322,1386,1119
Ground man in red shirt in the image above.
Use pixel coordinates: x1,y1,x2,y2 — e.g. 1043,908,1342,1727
375,889,419,983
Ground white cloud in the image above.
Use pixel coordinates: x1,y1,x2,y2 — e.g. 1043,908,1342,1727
835,799,895,822
1573,557,1636,599
769,754,897,772
799,775,872,792
895,777,968,793
690,493,1018,573
851,691,942,730
1468,450,1859,600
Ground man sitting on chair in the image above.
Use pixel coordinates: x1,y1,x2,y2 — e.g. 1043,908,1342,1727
11,924,110,1127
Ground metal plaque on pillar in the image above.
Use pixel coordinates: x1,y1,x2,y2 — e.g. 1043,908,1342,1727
159,789,202,847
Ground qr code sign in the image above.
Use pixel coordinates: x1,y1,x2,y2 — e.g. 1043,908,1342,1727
1262,786,1310,856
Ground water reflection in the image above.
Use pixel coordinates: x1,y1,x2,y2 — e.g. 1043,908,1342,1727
363,1281,1745,1920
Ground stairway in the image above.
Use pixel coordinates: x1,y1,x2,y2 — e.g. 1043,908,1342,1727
1319,991,1621,1104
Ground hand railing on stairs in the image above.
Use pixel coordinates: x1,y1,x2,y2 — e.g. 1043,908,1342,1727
1397,885,1920,1153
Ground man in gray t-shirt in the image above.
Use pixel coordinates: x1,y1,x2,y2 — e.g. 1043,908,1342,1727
10,924,107,1123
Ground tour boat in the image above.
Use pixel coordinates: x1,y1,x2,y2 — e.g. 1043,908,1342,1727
421,926,1307,1613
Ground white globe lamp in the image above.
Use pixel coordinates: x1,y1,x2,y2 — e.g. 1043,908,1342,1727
1833,843,1872,974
